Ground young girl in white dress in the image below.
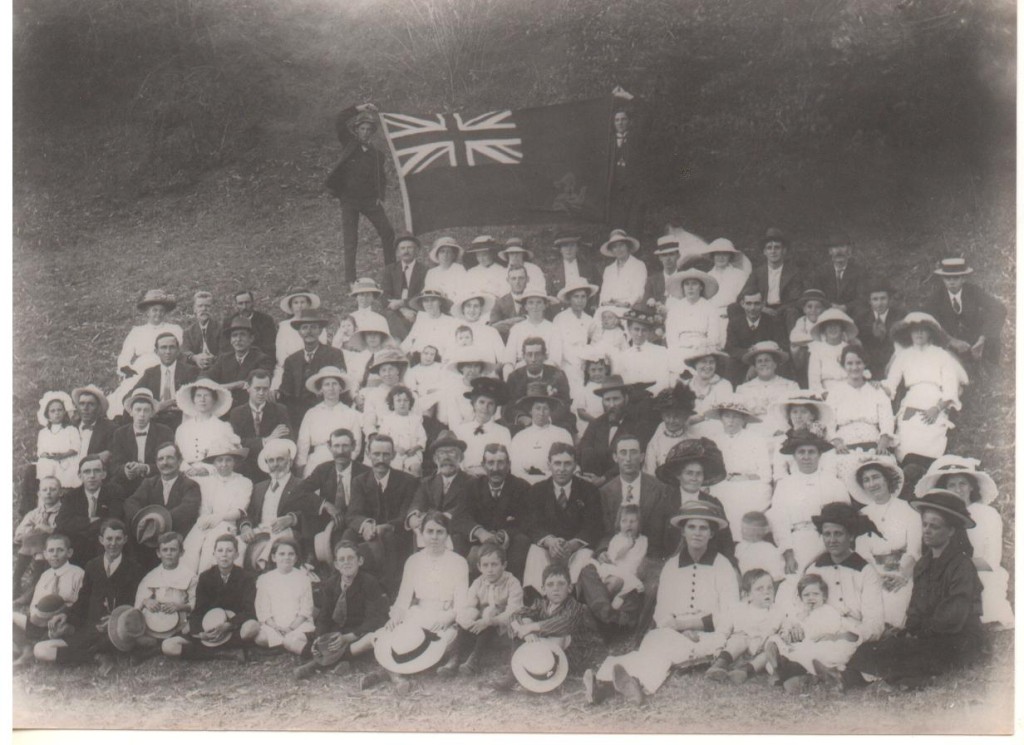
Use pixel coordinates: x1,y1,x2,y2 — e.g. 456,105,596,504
571,351,612,437
376,386,427,476
588,307,627,356
35,391,82,489
405,345,446,420
705,568,783,684
254,538,316,655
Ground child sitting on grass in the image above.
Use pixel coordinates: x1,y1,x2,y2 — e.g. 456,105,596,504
439,544,524,677
589,504,646,612
705,568,782,684
254,538,315,656
13,476,63,604
134,531,197,660
13,533,84,668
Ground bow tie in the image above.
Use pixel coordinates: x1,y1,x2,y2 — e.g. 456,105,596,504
135,431,148,437
474,425,486,435
80,423,94,431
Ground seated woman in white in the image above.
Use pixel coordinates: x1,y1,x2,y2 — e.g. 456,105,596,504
175,379,235,469
424,237,468,302
359,349,409,435
110,290,183,417
827,345,896,473
769,391,837,481
664,268,722,376
702,238,751,343
294,367,363,477
680,347,733,437
704,398,772,534
401,289,458,361
450,291,504,367
806,308,858,394
735,341,799,438
597,229,647,308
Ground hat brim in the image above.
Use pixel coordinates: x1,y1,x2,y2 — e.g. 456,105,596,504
279,293,323,314
741,347,790,367
374,626,448,674
289,316,331,330
556,284,599,304
656,457,726,487
669,511,729,530
131,505,173,547
311,631,349,665
107,606,145,652
37,391,76,427
137,298,177,312
428,437,468,457
451,293,497,320
933,268,973,277
498,248,535,262
909,499,976,529
429,244,465,264
890,318,949,348
703,407,762,424
809,317,859,342
515,395,564,414
666,270,720,300
446,359,497,377
773,397,836,433
779,435,834,455
143,609,182,637
463,386,508,406
305,370,355,396
71,386,109,417
845,459,906,505
511,642,569,693
599,236,640,257
408,294,453,313
203,447,249,463
914,468,998,505
176,381,233,419
368,357,411,375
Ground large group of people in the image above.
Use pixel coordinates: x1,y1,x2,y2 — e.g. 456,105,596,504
12,110,1012,706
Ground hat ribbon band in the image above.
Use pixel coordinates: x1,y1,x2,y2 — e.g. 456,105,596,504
390,628,441,664
524,651,561,680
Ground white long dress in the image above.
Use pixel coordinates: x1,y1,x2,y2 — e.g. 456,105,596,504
768,470,850,573
967,502,1014,627
707,425,773,532
665,297,722,375
857,498,922,629
110,322,184,416
36,425,83,488
181,472,253,575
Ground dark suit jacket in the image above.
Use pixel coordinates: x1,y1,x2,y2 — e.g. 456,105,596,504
923,282,1006,363
134,360,200,401
742,262,806,311
406,470,475,541
315,569,390,638
724,313,787,361
853,306,906,378
489,294,527,339
526,477,604,548
577,410,656,481
279,344,349,429
811,261,867,311
643,271,672,304
239,475,306,533
109,422,175,487
79,419,116,459
503,365,573,428
295,460,371,540
228,401,293,481
466,474,531,539
238,311,278,363
68,554,145,628
182,318,224,362
381,261,428,304
187,565,258,632
546,258,602,300
56,483,127,566
597,474,675,559
208,347,275,408
346,468,419,534
123,473,202,537
325,105,389,203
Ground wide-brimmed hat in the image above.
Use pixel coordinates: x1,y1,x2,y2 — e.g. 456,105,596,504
844,455,906,505
348,110,378,134
682,346,730,369
311,631,350,667
599,229,640,257
176,378,233,418
498,237,534,262
511,640,569,693
367,348,411,375
352,315,397,346
142,606,181,638
621,306,659,328
890,311,949,348
428,236,464,264
37,390,76,426
669,499,729,530
279,287,323,313
374,622,448,674
700,238,753,275
811,502,882,538
19,531,51,557
909,489,976,529
914,455,998,505
656,438,726,487
107,605,147,652
654,235,681,256
257,438,297,474
518,287,554,306
202,436,249,463
305,366,355,395
468,234,501,253
809,308,859,342
515,381,564,414
779,428,834,455
760,227,787,247
592,374,632,398
556,281,599,305
577,346,613,368
933,257,974,277
200,608,236,648
652,383,697,415
552,230,584,248
125,388,159,412
463,376,508,405
666,269,719,299
137,289,177,312
289,308,332,330
30,594,67,626
445,348,496,377
71,384,109,418
451,291,496,320
131,505,173,548
702,397,761,424
244,532,274,572
741,340,789,367
314,521,336,564
797,288,829,308
594,305,627,322
408,288,453,314
427,429,468,457
348,278,383,298
222,315,256,339
773,392,835,432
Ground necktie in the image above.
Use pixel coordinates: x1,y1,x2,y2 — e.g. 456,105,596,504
335,472,347,506
952,295,962,314
252,407,262,432
160,367,173,402
873,315,886,339
557,488,567,508
625,483,634,504
836,268,844,285
87,493,98,519
105,560,112,578
271,479,279,493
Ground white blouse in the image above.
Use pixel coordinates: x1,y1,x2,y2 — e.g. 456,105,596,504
295,401,364,470
117,322,183,372
768,471,851,552
883,345,967,410
967,502,1004,571
425,264,468,301
402,313,458,359
392,550,469,623
176,418,235,467
828,380,895,445
599,256,648,307
857,498,923,564
255,569,315,630
665,297,722,351
653,551,738,631
807,341,847,394
708,265,749,311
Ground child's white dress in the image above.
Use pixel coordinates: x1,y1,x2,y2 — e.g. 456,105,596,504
36,424,82,488
773,603,847,673
591,533,648,598
377,410,427,476
255,568,316,647
729,601,784,655
735,539,785,583
405,362,446,416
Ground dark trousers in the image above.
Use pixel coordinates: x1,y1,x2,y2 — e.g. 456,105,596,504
357,529,412,598
340,199,396,281
608,183,646,238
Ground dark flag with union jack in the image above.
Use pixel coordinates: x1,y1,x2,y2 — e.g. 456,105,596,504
379,97,614,233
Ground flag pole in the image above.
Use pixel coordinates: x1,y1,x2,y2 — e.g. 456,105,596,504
379,112,415,233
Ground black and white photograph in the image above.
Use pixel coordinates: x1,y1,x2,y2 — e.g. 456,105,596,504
8,0,1016,736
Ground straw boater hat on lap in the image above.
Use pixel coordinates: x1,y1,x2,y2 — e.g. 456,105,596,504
311,631,351,667
278,287,322,314
809,308,859,342
131,505,173,548
107,605,147,652
29,595,67,628
176,378,233,419
909,489,976,529
374,623,448,674
37,391,76,426
451,291,497,320
656,438,727,487
913,455,998,505
511,640,569,693
599,229,640,258
200,608,236,648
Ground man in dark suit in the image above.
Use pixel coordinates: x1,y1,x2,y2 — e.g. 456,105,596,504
405,431,476,556
34,518,145,671
381,232,428,340
239,438,307,560
71,385,116,462
277,309,347,430
181,290,222,372
466,444,532,580
295,429,370,559
346,435,419,594
923,257,1006,368
231,290,278,362
546,231,602,302
724,290,787,385
739,227,805,329
503,337,573,433
853,280,906,379
109,390,175,490
123,442,202,568
133,332,199,430
577,376,656,482
523,443,604,594
325,102,395,280
811,233,867,315
643,236,681,306
607,93,649,238
229,369,292,482
208,315,275,410
490,265,531,340
56,456,126,567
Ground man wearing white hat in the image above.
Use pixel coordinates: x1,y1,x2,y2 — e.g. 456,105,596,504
643,236,681,306
923,257,1006,368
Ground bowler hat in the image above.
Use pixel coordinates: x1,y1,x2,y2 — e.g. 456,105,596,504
222,315,256,339
428,429,468,456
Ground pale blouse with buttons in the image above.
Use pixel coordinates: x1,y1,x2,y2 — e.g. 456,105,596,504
653,549,738,632
803,554,885,642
